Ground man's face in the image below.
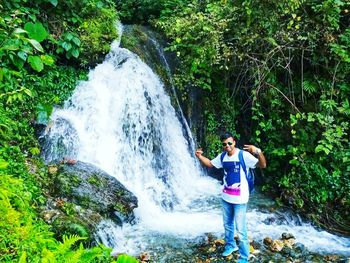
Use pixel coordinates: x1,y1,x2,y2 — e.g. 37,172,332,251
222,137,235,152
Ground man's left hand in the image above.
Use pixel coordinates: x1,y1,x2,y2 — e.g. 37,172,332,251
243,144,260,155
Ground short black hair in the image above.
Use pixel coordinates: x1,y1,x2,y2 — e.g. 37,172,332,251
220,132,235,141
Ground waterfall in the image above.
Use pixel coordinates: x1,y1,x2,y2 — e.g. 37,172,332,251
147,32,196,153
41,24,350,258
42,23,222,245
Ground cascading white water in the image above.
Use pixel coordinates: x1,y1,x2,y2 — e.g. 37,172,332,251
42,25,350,258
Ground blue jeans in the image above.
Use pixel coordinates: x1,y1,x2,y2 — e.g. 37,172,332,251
222,199,249,261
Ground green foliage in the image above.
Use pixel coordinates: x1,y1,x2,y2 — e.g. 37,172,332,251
116,254,139,263
331,28,350,62
0,0,134,261
116,0,168,24
56,32,82,59
79,7,118,65
156,0,232,91
24,21,48,42
36,102,54,125
152,0,350,233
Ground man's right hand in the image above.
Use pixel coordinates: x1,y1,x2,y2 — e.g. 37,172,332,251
195,148,203,158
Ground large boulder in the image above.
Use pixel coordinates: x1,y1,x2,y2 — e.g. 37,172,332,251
52,161,138,224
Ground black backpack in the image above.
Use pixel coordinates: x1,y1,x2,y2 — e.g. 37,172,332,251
220,150,255,193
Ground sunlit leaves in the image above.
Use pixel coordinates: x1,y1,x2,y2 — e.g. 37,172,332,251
28,55,44,72
116,254,139,263
0,159,9,169
24,22,48,42
57,32,81,59
41,54,55,66
0,87,33,104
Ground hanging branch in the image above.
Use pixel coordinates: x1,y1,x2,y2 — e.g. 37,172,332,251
266,82,301,113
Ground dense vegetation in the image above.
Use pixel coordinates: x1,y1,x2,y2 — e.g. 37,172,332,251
118,0,350,235
1,0,349,261
0,0,138,262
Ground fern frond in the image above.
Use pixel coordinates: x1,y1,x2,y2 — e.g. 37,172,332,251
303,80,317,94
56,235,86,255
79,246,103,262
41,248,56,263
66,245,84,262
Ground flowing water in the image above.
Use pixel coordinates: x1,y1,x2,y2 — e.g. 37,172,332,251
42,25,350,261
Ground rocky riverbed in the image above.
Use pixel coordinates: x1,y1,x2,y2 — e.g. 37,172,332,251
130,232,350,263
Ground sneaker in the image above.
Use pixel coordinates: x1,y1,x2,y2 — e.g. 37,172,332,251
221,245,239,257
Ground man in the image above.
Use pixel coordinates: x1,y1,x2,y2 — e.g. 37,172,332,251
195,132,266,262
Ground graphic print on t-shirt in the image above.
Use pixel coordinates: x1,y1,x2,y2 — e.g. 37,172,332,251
223,161,241,196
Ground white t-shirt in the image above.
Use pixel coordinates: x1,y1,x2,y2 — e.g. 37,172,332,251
211,149,258,204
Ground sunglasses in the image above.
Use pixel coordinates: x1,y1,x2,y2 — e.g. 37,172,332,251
222,141,234,147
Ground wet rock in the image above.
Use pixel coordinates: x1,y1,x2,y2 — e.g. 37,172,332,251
324,255,339,261
281,232,295,240
43,197,105,246
139,252,150,261
271,240,284,252
204,233,216,244
41,209,61,223
294,242,307,255
263,216,276,225
263,236,273,246
250,240,262,250
271,252,284,262
214,239,225,246
280,245,294,257
53,161,138,224
283,237,296,249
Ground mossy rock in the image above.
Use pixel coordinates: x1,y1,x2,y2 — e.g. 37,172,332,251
53,161,138,224
121,25,174,91
47,204,105,247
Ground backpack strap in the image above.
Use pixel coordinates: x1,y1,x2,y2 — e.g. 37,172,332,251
238,150,248,178
220,151,226,164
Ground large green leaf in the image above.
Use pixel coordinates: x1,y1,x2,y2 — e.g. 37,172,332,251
24,22,48,42
14,28,28,35
26,38,44,52
17,51,28,61
1,44,19,51
71,48,79,58
28,55,44,72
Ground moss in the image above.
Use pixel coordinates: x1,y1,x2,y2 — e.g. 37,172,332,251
77,195,94,209
62,202,76,216
79,8,118,66
113,202,127,215
87,173,108,187
121,26,150,62
56,172,82,196
120,33,139,51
